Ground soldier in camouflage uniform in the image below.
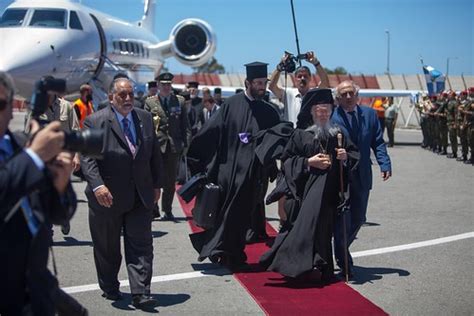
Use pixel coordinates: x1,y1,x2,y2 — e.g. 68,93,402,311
144,73,191,219
435,92,449,155
457,90,470,162
427,96,440,153
464,88,474,165
417,95,430,148
446,91,459,158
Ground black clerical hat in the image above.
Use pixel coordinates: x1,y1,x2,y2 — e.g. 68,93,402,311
157,72,174,83
245,61,268,80
301,88,334,110
297,88,334,129
187,81,199,88
148,81,157,88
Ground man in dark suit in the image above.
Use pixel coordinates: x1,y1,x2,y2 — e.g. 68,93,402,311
81,78,163,309
0,71,85,315
331,80,392,278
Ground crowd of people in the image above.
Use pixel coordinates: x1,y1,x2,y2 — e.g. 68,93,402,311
417,89,474,164
1,49,397,314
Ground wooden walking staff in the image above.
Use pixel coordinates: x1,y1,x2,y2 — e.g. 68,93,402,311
337,132,349,283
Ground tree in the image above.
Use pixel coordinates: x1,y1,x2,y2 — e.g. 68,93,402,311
192,57,226,74
323,66,348,75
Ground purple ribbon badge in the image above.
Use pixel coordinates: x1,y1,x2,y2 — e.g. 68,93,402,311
238,132,251,144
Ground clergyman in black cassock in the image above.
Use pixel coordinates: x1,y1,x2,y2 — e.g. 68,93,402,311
186,62,280,268
260,88,359,281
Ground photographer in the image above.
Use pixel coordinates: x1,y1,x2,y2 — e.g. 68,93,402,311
0,71,86,315
269,51,329,125
24,76,81,235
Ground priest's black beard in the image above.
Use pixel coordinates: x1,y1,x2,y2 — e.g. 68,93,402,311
249,87,265,100
306,122,339,141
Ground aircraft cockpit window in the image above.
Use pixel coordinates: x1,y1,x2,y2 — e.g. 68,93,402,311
29,9,66,28
0,9,28,27
69,11,83,30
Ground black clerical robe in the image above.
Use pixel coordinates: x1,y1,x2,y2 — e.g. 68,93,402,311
187,92,280,264
260,128,359,278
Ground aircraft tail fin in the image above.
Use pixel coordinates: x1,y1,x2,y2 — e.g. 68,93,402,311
138,0,156,32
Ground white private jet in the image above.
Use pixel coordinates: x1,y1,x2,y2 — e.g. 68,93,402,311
0,0,216,100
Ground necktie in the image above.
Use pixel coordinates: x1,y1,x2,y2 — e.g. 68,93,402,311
349,111,359,144
162,97,168,111
0,138,39,236
121,118,136,156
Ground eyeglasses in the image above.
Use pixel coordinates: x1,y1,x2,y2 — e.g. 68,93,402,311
116,92,134,100
338,91,356,98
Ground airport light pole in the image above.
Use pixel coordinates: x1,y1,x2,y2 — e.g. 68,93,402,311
385,30,390,75
446,56,458,77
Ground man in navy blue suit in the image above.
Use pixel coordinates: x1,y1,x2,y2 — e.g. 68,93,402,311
0,71,86,315
331,80,392,277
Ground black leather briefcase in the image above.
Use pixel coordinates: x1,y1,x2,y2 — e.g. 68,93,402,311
177,173,207,203
192,183,221,230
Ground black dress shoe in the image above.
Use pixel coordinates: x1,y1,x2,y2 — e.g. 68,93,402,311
101,291,123,301
132,294,157,309
447,153,457,159
61,222,70,235
464,158,474,165
160,212,175,221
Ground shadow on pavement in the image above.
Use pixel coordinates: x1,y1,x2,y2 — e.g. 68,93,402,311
190,263,231,276
151,231,168,239
350,265,410,285
111,292,190,312
363,222,381,227
53,236,93,247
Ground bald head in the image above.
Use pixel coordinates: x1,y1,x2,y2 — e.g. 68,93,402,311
335,80,359,111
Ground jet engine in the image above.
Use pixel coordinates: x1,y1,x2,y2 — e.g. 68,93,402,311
168,18,216,67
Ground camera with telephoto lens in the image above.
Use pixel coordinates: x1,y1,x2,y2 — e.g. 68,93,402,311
30,77,104,159
278,51,309,73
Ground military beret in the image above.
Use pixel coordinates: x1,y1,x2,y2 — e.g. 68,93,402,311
148,81,157,88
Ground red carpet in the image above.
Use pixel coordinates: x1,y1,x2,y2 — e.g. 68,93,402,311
177,190,387,315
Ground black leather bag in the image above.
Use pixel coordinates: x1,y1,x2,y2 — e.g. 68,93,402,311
177,173,207,203
192,182,221,230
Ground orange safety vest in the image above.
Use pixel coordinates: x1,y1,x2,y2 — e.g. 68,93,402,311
73,99,94,128
372,99,385,119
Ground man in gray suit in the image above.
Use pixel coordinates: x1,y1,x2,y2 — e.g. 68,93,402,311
81,78,163,309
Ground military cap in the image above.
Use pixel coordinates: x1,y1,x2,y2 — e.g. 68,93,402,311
187,81,199,88
245,61,268,81
148,81,157,88
157,72,174,83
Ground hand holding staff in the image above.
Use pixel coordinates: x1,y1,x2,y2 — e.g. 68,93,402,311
337,132,350,283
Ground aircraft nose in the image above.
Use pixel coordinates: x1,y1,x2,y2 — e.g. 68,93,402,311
0,28,60,96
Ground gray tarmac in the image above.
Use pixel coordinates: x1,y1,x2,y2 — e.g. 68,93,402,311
9,113,474,315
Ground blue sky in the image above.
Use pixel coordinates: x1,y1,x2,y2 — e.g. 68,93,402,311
1,0,472,75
